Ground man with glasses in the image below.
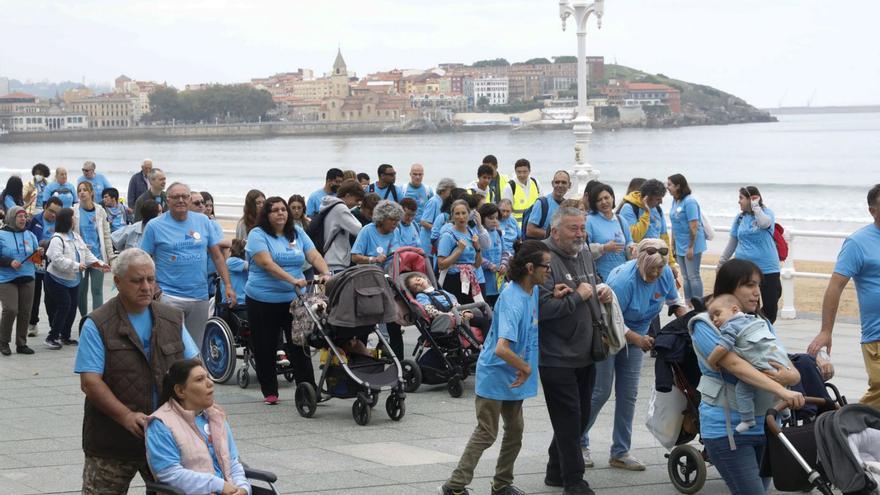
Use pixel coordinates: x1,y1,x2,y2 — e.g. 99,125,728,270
77,161,114,199
26,197,63,338
537,207,612,495
140,183,235,347
367,163,403,203
133,168,167,222
526,170,571,240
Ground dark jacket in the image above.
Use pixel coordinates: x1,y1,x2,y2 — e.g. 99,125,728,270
127,171,149,209
537,238,599,368
653,311,701,393
81,297,185,461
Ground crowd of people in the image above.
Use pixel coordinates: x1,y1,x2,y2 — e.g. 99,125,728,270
0,156,876,495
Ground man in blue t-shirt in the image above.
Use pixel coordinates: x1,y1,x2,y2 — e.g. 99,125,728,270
367,164,404,203
75,249,199,494
402,163,434,225
809,184,880,408
306,168,344,217
77,161,114,200
525,170,570,240
139,183,235,347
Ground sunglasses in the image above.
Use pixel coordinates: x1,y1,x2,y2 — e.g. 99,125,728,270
535,262,552,271
191,200,205,206
641,246,669,256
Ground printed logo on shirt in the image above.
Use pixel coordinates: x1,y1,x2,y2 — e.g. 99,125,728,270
188,230,202,243
654,292,662,300
564,273,573,281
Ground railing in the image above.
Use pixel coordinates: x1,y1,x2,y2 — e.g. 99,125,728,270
214,199,850,320
700,226,850,320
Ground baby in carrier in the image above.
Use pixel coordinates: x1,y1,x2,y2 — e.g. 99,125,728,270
707,294,793,432
403,272,490,338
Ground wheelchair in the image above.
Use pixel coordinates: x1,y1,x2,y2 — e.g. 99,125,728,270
145,464,280,494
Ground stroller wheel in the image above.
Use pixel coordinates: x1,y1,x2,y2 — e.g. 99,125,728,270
386,393,405,421
667,444,706,494
368,390,380,409
284,371,296,383
294,383,318,418
237,368,250,389
447,376,463,398
352,398,371,426
401,358,422,393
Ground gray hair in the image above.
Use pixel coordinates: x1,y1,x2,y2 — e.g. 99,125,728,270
148,168,164,180
436,178,457,194
166,182,190,195
550,206,585,230
497,198,513,208
112,248,155,278
82,160,96,171
372,199,404,224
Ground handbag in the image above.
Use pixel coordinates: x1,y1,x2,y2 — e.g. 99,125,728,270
583,256,611,362
289,287,327,347
601,290,627,355
645,387,688,449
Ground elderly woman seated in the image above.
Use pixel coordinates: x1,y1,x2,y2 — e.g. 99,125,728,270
146,358,251,495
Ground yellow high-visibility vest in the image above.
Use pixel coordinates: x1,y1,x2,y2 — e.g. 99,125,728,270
510,178,540,224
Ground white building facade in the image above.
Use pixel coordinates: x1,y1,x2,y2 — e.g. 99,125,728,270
473,76,509,106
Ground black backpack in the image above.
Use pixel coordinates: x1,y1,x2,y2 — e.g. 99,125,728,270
368,183,399,202
521,196,550,240
306,202,346,255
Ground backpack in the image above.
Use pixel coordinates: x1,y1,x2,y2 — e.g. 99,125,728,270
773,223,789,261
368,183,399,202
520,196,550,240
507,177,540,197
305,202,346,255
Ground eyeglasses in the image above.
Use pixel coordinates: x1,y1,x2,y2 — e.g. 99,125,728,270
82,169,94,173
641,246,669,256
168,194,191,201
535,263,552,271
191,200,205,206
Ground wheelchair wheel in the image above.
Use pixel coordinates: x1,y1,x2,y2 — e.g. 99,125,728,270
386,393,405,421
401,358,422,393
667,444,706,494
237,368,250,389
202,317,236,384
294,383,317,418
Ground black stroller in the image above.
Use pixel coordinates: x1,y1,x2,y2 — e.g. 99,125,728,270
815,403,880,494
291,265,407,426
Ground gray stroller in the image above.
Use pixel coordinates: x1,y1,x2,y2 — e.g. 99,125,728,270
815,403,880,494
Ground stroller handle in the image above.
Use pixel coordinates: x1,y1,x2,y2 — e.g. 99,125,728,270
764,396,836,435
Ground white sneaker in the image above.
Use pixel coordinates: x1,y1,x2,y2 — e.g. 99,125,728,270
583,447,595,468
27,324,38,337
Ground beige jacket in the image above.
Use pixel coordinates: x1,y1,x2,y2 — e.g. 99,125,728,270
73,204,115,264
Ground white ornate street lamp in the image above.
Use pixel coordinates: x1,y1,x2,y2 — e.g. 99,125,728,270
559,0,604,196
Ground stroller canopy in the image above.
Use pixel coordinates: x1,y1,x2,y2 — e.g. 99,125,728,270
326,265,398,328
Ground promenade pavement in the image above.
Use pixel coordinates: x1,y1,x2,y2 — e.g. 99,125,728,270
0,294,868,494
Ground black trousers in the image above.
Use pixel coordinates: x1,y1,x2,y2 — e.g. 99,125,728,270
29,272,44,325
246,296,315,398
761,272,782,323
442,272,475,305
385,321,404,360
539,364,597,487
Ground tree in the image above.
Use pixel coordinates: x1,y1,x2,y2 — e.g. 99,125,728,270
472,58,510,67
145,84,274,124
553,55,577,63
523,57,551,65
477,96,490,110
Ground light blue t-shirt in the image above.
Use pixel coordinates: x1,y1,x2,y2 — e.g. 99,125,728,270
223,257,248,306
139,212,221,300
78,207,103,260
834,224,880,343
368,182,403,202
403,183,434,224
586,212,633,281
396,221,420,248
3,195,16,211
437,226,485,283
419,195,443,254
607,259,679,334
415,290,457,311
351,223,400,263
692,319,766,439
105,205,128,233
147,414,240,478
42,181,78,208
732,208,779,274
245,226,314,304
205,220,223,276
74,310,199,409
77,174,113,199
306,188,328,217
482,229,503,296
475,282,539,401
619,202,667,240
670,195,707,255
430,212,449,242
526,195,562,233
501,215,520,253
0,229,39,282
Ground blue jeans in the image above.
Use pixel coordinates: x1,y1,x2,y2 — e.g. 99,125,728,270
704,435,770,495
582,343,644,458
676,253,704,302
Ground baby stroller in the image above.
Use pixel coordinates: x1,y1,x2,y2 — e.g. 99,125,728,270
387,246,489,398
291,264,407,426
815,403,880,494
201,276,300,389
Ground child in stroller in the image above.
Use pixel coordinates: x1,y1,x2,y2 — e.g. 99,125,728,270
404,272,490,342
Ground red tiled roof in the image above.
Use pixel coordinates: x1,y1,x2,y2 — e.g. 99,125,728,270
0,91,37,100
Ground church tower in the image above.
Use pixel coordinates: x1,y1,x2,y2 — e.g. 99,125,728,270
330,48,350,98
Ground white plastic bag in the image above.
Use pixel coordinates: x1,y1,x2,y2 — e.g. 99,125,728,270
645,387,688,449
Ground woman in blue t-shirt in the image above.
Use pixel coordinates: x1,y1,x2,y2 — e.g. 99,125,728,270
245,197,331,406
478,203,505,308
437,200,483,306
0,176,24,215
75,182,113,318
718,186,782,322
586,183,633,282
667,174,707,303
693,259,804,494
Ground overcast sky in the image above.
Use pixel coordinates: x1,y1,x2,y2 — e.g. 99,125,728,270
2,0,877,108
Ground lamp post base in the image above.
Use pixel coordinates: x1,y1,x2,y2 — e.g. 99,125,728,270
570,117,599,198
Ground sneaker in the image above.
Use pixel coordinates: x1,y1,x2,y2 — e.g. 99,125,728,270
44,338,63,350
0,343,11,356
16,345,35,355
264,395,279,405
61,338,79,346
276,350,290,367
609,453,646,471
583,447,594,468
491,483,525,495
27,324,38,337
437,484,470,495
563,479,595,495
